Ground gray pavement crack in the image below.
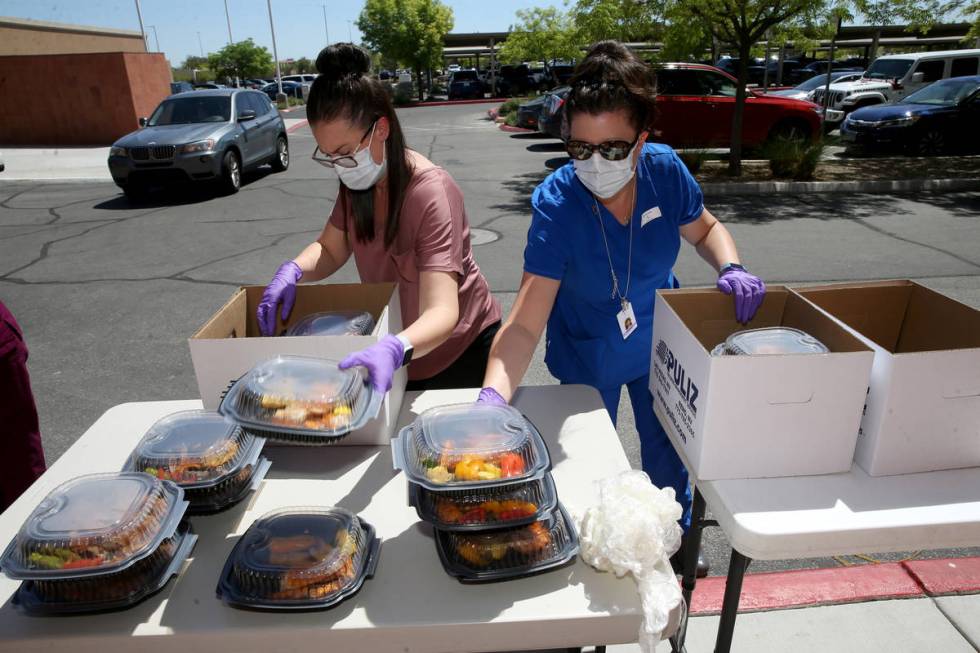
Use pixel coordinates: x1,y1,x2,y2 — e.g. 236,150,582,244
852,217,980,270
0,185,41,208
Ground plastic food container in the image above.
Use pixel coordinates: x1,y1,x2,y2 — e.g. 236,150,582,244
710,343,728,356
217,507,381,610
725,327,830,356
392,403,551,491
219,355,383,444
409,474,559,531
284,310,376,337
13,523,197,615
434,504,579,583
124,410,271,514
0,472,187,580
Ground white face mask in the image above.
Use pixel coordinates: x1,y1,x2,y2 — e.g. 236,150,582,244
336,122,387,191
572,142,638,199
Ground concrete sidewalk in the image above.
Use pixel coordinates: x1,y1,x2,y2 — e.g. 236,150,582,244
615,556,980,652
0,118,308,182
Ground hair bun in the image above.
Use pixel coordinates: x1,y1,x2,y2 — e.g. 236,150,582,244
315,43,371,78
584,40,632,63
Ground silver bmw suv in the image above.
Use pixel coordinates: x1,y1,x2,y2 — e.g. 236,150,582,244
108,89,289,198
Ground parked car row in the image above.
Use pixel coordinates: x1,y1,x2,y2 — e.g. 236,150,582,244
108,89,290,199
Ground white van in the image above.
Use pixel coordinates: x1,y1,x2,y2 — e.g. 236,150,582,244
816,49,980,127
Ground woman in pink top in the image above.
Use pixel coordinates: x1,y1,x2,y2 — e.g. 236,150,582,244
257,43,501,391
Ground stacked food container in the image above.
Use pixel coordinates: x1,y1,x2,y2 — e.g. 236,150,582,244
0,472,196,614
124,409,270,514
217,506,381,610
219,355,383,445
711,326,830,356
393,403,579,582
283,310,376,337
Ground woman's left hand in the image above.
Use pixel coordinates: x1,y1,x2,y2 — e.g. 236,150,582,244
717,266,766,324
339,335,404,393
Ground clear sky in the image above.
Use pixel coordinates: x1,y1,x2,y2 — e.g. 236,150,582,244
1,0,528,66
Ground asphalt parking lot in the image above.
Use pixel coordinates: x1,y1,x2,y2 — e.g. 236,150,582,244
2,102,979,574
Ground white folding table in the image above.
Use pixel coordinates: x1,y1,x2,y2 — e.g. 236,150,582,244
0,385,682,653
674,462,980,652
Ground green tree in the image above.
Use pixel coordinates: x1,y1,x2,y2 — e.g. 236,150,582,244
207,38,274,83
180,55,209,70
358,0,454,102
670,0,828,175
294,57,314,73
849,0,953,60
499,7,581,65
571,0,664,44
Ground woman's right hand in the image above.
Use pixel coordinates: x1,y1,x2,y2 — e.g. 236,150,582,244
257,261,303,336
477,387,508,406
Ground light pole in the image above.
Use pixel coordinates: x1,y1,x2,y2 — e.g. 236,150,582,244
224,0,234,44
322,5,330,44
266,0,285,103
347,20,352,42
197,31,204,57
133,0,147,51
146,24,160,52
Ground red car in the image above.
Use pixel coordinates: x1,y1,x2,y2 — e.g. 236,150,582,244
653,63,823,147
539,63,822,147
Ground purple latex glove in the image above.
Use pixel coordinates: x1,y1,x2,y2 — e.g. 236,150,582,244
717,265,766,324
257,261,303,336
339,334,404,393
477,387,507,406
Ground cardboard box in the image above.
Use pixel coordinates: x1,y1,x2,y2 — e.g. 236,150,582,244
650,286,873,480
795,280,980,476
190,282,405,445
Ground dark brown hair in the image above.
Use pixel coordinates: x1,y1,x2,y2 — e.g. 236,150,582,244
307,43,412,249
565,40,658,134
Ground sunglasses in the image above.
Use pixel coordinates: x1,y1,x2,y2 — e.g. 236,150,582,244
311,120,377,169
565,136,640,161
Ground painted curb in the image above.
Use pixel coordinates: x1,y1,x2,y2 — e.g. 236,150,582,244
286,120,309,134
500,124,535,133
701,176,980,197
904,557,980,596
689,563,923,616
398,98,509,109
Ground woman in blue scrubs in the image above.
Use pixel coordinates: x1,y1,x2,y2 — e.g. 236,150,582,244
479,41,766,575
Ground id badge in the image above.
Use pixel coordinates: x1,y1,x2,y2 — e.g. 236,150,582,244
617,301,637,340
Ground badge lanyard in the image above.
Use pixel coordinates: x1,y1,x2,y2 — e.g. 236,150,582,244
591,182,638,340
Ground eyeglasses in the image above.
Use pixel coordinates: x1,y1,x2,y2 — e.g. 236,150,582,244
311,121,377,168
565,136,639,161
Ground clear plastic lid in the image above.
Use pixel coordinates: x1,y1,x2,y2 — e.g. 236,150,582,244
217,507,381,610
0,473,186,580
219,356,383,444
125,410,264,488
284,311,376,337
14,523,197,615
435,504,579,583
710,343,728,356
184,455,271,515
725,327,830,356
409,474,558,531
392,403,551,491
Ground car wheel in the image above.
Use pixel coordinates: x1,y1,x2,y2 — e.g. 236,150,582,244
915,129,945,156
220,150,241,194
270,135,289,172
768,120,809,144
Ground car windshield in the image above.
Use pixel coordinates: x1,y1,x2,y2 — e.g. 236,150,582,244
796,72,858,91
148,96,231,125
453,71,479,81
903,79,979,105
865,59,913,80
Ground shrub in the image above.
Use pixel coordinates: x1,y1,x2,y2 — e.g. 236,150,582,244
497,98,524,116
677,149,708,174
764,137,824,181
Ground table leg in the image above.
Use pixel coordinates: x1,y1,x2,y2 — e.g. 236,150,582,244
714,549,751,653
675,487,707,652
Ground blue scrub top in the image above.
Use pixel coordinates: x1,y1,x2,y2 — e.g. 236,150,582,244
524,142,704,388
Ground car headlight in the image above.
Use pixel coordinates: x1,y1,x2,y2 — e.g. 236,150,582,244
876,115,919,128
179,139,216,154
109,146,127,157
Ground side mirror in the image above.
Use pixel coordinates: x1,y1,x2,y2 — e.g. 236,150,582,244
138,117,148,127
238,109,257,121
911,72,925,84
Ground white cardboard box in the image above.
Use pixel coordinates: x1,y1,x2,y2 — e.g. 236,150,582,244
189,282,405,445
795,280,980,476
650,286,873,481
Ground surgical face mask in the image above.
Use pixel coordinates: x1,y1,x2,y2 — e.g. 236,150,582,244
336,123,387,191
572,142,638,199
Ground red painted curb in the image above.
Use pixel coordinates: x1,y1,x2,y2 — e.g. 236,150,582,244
904,557,980,596
286,120,309,134
397,98,509,109
689,563,923,616
499,124,535,133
